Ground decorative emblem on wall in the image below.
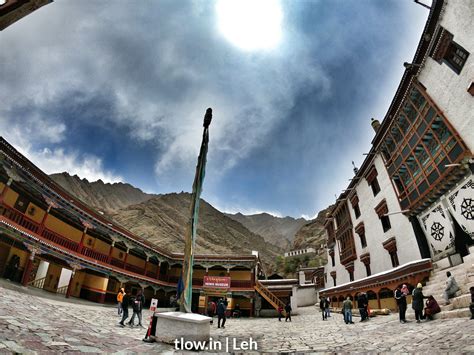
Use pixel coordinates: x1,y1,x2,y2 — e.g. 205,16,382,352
447,177,474,239
430,222,444,241
460,198,473,220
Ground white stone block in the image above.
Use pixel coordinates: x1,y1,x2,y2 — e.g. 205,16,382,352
153,311,211,344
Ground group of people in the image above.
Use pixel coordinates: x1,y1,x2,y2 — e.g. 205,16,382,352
207,298,229,328
319,296,331,320
117,288,146,328
277,302,292,322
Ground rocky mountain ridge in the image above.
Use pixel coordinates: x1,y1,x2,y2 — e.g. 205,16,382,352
50,173,283,269
225,212,307,250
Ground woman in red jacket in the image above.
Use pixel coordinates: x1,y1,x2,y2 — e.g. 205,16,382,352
424,295,441,320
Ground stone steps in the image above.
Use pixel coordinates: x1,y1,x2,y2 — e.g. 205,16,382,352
407,253,474,320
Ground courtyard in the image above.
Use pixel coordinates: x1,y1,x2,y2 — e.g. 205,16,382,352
0,281,473,353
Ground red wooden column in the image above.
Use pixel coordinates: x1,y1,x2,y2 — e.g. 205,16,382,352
123,248,130,268
78,227,88,254
21,246,38,286
144,256,149,276
66,265,80,298
156,262,161,279
107,241,115,264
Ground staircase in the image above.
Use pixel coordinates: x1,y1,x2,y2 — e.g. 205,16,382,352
410,249,474,320
254,280,286,312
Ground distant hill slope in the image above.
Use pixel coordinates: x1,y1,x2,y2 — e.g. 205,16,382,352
50,173,282,269
292,206,333,263
50,172,152,213
111,193,283,266
226,212,307,250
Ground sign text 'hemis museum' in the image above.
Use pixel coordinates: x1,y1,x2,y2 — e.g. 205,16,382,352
203,276,230,289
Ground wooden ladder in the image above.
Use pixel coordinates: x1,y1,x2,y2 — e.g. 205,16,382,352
254,280,286,312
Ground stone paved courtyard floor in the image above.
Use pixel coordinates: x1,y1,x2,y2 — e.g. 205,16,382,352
0,282,473,353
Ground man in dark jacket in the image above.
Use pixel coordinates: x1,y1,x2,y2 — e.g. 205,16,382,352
217,299,226,328
357,293,368,322
119,288,131,327
412,283,428,323
394,286,408,323
128,289,146,327
319,297,329,320
285,302,292,322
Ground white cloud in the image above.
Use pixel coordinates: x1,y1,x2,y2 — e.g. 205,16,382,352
30,147,123,183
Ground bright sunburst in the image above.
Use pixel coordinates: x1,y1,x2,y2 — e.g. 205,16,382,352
215,0,283,51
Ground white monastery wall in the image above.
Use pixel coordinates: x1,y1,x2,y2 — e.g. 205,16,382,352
351,155,421,278
417,1,474,152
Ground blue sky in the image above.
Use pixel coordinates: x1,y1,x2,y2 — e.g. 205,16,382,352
0,0,429,218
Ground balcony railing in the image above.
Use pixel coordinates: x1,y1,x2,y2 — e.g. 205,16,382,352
82,247,109,263
1,204,40,234
42,228,79,252
124,263,145,275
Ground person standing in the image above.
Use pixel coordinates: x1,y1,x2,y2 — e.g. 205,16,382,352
326,297,331,317
357,293,368,322
320,297,329,320
119,288,131,327
394,286,408,323
412,283,428,323
117,288,125,316
129,289,146,327
443,271,460,305
285,302,292,322
342,297,354,324
217,299,227,328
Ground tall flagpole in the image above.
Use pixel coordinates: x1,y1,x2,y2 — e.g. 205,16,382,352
180,108,213,313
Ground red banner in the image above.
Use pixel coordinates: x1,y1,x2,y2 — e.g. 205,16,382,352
203,276,230,289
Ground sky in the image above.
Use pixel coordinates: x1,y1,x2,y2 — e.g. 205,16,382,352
0,0,429,219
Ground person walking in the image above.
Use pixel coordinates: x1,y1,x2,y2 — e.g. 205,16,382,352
217,299,227,328
342,297,354,324
412,283,428,323
326,297,331,317
277,305,283,321
394,285,408,323
320,297,329,320
443,271,460,305
285,302,292,322
117,288,125,316
129,289,146,327
119,288,131,327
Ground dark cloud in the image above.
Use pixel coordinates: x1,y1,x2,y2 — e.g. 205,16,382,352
0,0,428,217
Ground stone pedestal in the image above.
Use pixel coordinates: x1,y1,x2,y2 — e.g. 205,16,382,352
153,311,211,344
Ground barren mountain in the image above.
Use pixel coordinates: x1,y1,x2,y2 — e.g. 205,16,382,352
50,173,282,269
50,172,151,214
111,193,282,267
292,206,333,263
226,212,307,250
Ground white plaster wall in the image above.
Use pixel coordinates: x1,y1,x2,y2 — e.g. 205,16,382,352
350,155,421,279
417,1,474,152
35,260,49,280
295,287,317,307
58,268,72,288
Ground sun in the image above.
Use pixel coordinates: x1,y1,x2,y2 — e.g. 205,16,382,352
215,0,283,51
